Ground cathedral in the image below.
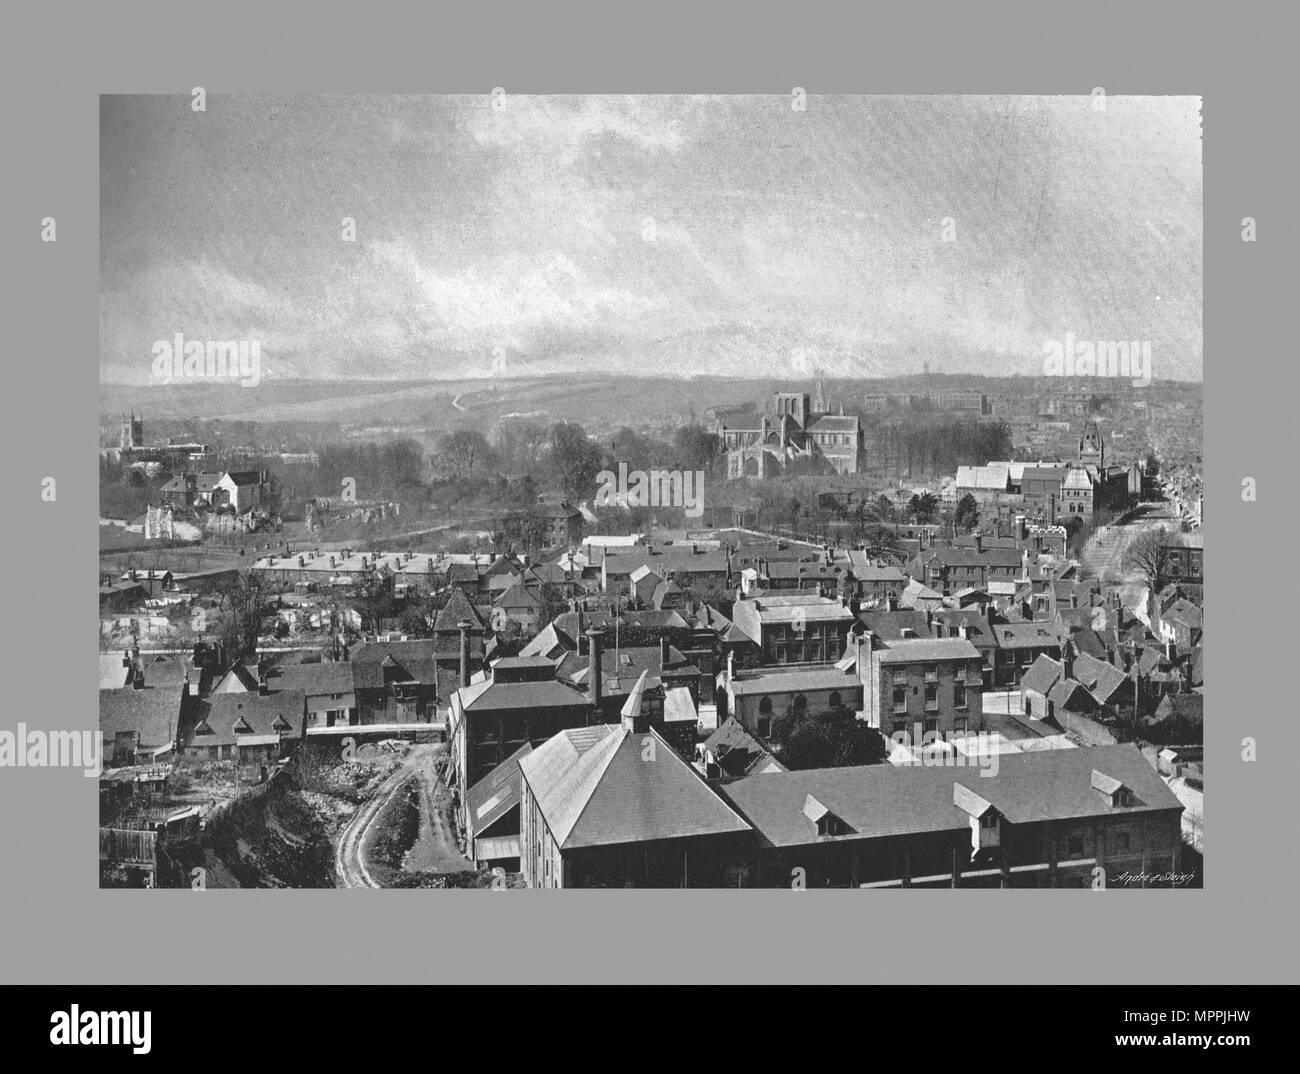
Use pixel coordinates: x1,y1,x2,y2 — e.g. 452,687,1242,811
714,380,865,479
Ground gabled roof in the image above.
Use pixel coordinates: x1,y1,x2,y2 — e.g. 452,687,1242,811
1020,654,1064,697
955,464,1011,491
190,690,306,747
1071,652,1129,705
519,724,751,850
348,640,443,689
518,622,577,660
99,685,186,751
434,588,488,633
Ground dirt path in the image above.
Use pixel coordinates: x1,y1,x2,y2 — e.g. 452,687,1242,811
405,756,473,874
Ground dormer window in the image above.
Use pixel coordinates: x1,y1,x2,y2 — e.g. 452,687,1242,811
803,794,852,839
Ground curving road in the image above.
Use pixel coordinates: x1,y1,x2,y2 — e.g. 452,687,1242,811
335,746,434,888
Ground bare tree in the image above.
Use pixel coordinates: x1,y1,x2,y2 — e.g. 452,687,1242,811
1126,527,1181,594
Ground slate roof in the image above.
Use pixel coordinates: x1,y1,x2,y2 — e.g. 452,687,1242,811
99,685,186,751
454,673,589,713
434,588,488,633
856,608,932,640
1020,654,1064,696
264,661,355,698
348,640,443,690
519,724,751,850
1071,652,1129,705
189,690,306,748
720,744,1181,848
518,622,577,660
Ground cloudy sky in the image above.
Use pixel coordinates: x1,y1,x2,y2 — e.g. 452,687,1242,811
100,94,1202,384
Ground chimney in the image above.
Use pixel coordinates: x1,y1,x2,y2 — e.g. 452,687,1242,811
974,533,983,553
587,629,605,711
258,673,270,696
131,664,145,690
726,648,735,683
1062,638,1075,681
958,622,969,640
660,636,671,669
459,619,472,689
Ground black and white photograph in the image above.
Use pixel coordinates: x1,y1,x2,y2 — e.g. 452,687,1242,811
96,93,1204,891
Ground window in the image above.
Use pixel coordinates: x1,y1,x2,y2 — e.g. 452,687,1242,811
792,694,808,716
1116,831,1131,851
924,683,938,710
892,686,907,713
924,665,939,683
758,696,773,715
828,691,842,710
979,813,998,830
757,716,771,738
954,682,967,710
922,718,937,736
1068,835,1084,857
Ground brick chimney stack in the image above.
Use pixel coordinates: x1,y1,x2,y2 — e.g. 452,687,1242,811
587,629,605,712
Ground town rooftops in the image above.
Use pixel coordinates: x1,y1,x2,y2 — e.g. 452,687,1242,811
719,743,1182,849
519,724,752,850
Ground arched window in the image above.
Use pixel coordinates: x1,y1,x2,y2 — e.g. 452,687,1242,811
828,691,842,710
758,696,773,715
793,694,808,716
